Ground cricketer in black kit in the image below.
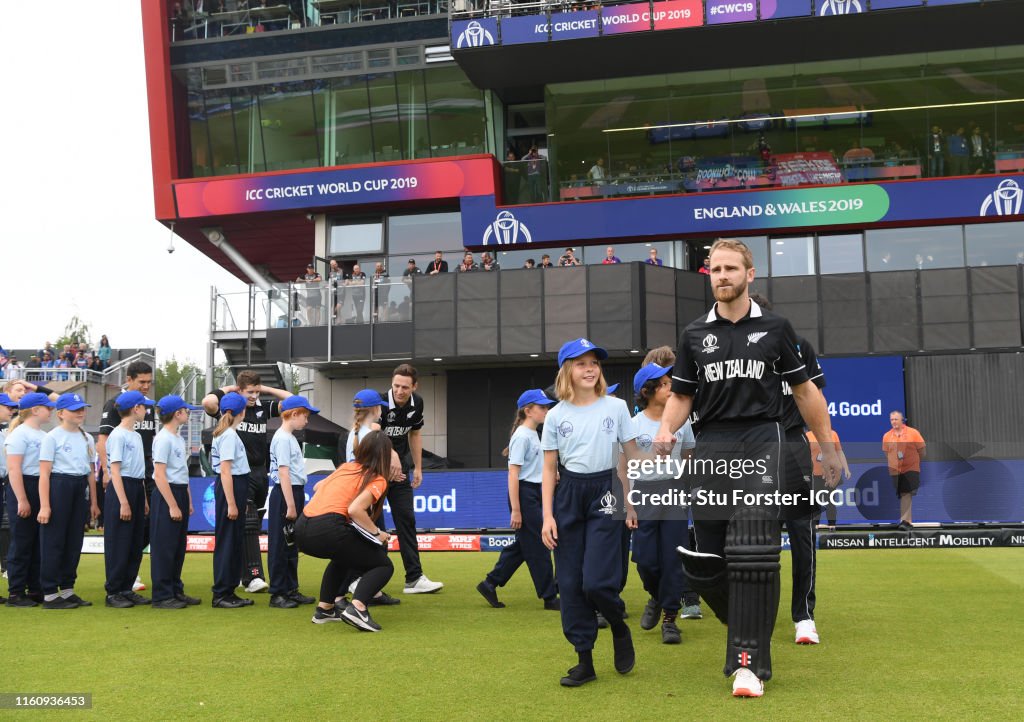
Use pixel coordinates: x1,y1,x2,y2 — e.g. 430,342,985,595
202,371,292,590
655,239,841,699
378,364,443,594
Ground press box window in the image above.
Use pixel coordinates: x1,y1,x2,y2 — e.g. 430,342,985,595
328,220,384,256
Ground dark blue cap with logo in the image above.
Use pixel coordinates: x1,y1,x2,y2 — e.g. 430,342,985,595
353,390,386,409
633,363,673,395
157,395,201,416
557,337,608,367
56,393,91,411
0,393,19,408
282,395,320,414
115,390,155,411
19,392,55,410
516,389,556,409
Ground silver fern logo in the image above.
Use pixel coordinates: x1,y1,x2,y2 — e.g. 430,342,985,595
747,331,768,346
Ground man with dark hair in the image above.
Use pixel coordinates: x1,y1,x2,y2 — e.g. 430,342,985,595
379,364,443,594
428,251,448,276
98,360,157,594
202,370,293,595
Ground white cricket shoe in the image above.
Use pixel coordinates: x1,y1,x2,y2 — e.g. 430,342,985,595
403,575,444,594
133,576,147,592
732,668,765,698
245,577,270,593
795,618,820,645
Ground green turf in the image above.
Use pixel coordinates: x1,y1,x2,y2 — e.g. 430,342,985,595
1,549,1022,720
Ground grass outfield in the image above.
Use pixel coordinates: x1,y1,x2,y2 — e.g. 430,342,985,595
2,549,1022,720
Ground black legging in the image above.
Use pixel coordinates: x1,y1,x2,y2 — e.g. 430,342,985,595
295,513,393,606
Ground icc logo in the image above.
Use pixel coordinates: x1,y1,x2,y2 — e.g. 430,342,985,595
558,421,574,438
599,491,617,515
819,0,862,15
702,334,719,354
456,20,495,49
482,211,532,246
601,417,615,434
979,179,1023,217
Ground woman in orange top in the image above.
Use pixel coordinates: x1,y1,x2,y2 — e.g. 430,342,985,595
881,411,926,530
295,431,394,631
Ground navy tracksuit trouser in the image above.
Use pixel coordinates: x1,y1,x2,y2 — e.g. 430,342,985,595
104,477,146,596
212,475,250,598
5,474,41,596
268,484,305,596
39,473,88,595
150,485,190,602
485,482,556,601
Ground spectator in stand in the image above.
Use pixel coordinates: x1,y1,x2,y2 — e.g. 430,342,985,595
539,254,554,269
27,356,41,370
372,263,390,322
504,150,523,204
347,264,367,324
646,248,664,266
0,350,8,379
40,352,55,381
328,260,345,324
97,336,112,370
403,259,422,278
298,264,324,327
75,352,89,371
927,126,945,177
969,127,986,174
38,342,54,361
481,252,500,271
6,356,24,381
948,128,969,176
699,257,711,275
458,252,478,273
588,158,606,185
602,247,621,264
428,251,448,275
523,146,545,202
558,248,581,267
55,357,70,382
89,355,103,373
524,259,536,269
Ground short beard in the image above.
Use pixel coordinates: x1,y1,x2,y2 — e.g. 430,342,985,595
713,278,747,303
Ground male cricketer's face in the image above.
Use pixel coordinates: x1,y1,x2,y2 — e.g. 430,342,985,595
709,249,754,304
128,373,154,397
238,384,261,407
392,374,417,405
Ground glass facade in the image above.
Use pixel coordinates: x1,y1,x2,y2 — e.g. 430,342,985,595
184,65,489,177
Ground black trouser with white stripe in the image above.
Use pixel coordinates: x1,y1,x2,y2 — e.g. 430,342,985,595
782,426,818,624
241,471,269,585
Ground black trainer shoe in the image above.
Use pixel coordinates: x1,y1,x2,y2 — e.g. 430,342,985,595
334,597,351,614
476,580,505,608
28,591,44,604
560,664,597,687
313,606,344,624
596,611,609,629
66,594,92,607
7,594,38,607
543,597,560,611
42,597,79,610
640,598,661,630
661,620,681,645
227,593,254,607
124,591,151,606
175,593,201,606
367,592,401,607
211,596,246,609
270,594,299,609
288,591,316,605
153,598,188,610
341,604,382,632
613,627,636,674
105,594,134,608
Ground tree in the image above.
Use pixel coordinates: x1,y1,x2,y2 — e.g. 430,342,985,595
54,314,93,351
156,357,203,402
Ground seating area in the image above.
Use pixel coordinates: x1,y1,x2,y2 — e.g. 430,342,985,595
171,0,449,40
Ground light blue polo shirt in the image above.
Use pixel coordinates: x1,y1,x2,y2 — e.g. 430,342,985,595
107,426,146,479
541,395,638,474
211,428,251,476
4,425,47,476
508,425,543,484
153,428,190,486
630,412,695,484
270,429,306,487
40,427,95,476
345,422,375,463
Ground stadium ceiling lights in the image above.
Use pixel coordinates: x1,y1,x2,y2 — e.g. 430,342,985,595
602,97,1024,134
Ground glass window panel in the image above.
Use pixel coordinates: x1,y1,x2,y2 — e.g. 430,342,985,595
396,70,431,160
965,221,1024,266
329,220,384,256
388,212,463,254
580,241,674,266
818,233,865,274
330,76,373,166
865,225,965,271
492,247,550,270
188,90,212,178
231,90,265,174
426,65,487,156
257,82,319,171
312,52,363,74
368,73,402,161
396,46,420,66
770,235,815,276
368,49,391,69
743,236,769,278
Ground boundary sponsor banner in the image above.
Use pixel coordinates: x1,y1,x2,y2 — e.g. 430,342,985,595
706,0,758,24
461,174,1024,249
173,157,496,218
820,528,1024,550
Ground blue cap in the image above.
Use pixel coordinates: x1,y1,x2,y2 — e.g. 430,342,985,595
282,395,320,414
607,383,620,396
157,395,201,416
219,392,247,415
557,338,608,367
115,390,155,411
353,390,386,409
56,393,91,411
19,392,56,410
0,393,19,408
633,363,674,395
517,389,556,409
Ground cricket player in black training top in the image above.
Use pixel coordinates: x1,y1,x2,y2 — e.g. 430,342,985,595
655,239,841,698
378,364,443,594
202,370,292,593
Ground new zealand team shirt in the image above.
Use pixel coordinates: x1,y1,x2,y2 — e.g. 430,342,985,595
541,395,637,474
780,336,826,431
40,427,95,476
100,396,158,476
379,390,424,473
206,390,281,480
152,429,190,485
672,300,811,431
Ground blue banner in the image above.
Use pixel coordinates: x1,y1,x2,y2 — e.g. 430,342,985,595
551,10,601,40
500,15,548,45
451,18,498,49
760,0,813,18
817,356,905,442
